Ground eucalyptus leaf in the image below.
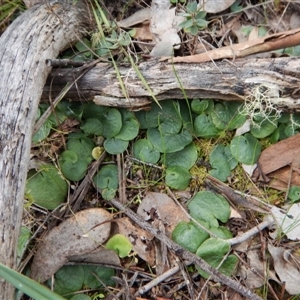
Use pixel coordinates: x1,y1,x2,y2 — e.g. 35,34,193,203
230,133,261,165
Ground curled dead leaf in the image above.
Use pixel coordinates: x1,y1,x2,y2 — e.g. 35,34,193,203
31,208,112,282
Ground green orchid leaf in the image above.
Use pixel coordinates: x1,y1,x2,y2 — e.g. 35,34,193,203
165,166,191,190
105,234,132,258
114,110,139,141
196,238,238,278
133,139,160,164
54,265,84,297
67,133,95,164
209,144,237,182
211,102,246,130
165,142,197,170
194,114,220,138
288,186,300,202
104,138,129,154
172,221,209,253
147,128,193,153
250,115,278,138
83,265,115,289
102,108,122,138
26,164,68,210
230,133,261,165
191,99,214,114
93,164,118,200
80,118,103,136
187,191,230,227
146,100,183,135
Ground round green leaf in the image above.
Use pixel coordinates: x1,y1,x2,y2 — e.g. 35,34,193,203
102,108,122,138
133,139,160,164
60,159,88,182
83,265,115,289
194,114,220,138
211,102,246,130
114,116,139,141
191,99,214,114
32,119,53,144
165,166,191,190
54,265,84,296
67,133,95,164
93,164,118,201
147,128,193,153
172,221,209,253
80,118,103,136
209,144,237,182
250,116,278,138
146,100,182,134
82,103,107,120
26,164,68,210
196,238,238,278
104,138,129,154
165,142,197,169
230,133,261,165
105,234,132,258
288,186,300,202
187,191,230,227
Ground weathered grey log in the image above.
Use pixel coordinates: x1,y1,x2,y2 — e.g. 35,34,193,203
0,1,90,297
42,57,300,111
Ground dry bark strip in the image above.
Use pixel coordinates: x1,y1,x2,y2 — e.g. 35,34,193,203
110,198,263,300
42,56,300,111
0,1,90,297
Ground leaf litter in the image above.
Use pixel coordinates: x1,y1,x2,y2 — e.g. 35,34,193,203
17,0,300,299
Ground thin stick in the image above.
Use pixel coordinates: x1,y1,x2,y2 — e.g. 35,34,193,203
110,198,263,300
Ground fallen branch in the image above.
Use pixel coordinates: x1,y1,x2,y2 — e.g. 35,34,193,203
42,56,300,112
110,198,263,300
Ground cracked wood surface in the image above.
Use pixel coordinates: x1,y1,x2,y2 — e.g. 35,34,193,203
43,57,300,111
0,1,90,297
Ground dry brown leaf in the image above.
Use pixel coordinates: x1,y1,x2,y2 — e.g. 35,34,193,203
117,8,150,28
115,217,156,266
137,192,189,235
172,28,300,63
31,208,112,282
268,244,300,295
68,249,120,266
199,0,236,13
